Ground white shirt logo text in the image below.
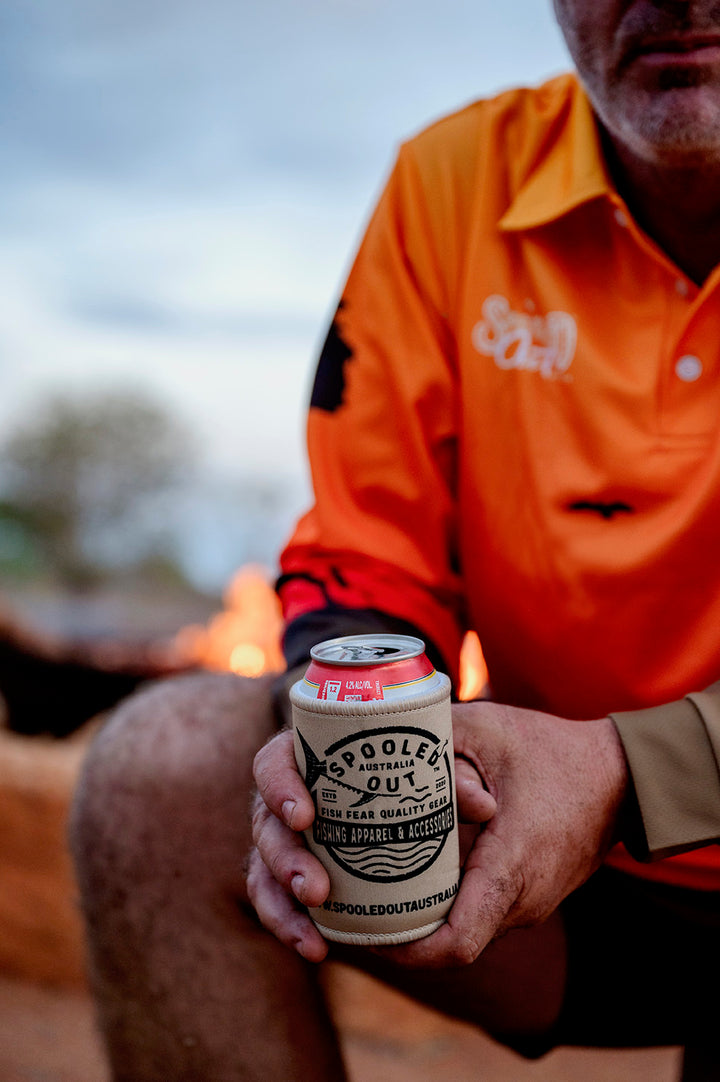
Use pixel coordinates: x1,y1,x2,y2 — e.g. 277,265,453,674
472,295,577,380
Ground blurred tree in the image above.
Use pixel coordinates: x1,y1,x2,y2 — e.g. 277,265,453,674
0,388,196,589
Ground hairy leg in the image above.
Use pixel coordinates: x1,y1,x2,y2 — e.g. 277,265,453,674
69,671,346,1082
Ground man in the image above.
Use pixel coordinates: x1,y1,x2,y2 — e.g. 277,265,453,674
70,1,720,1078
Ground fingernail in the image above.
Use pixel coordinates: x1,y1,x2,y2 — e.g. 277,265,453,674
291,873,305,899
282,800,296,826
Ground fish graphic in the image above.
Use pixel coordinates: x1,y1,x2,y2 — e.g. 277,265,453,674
296,729,430,808
297,730,329,792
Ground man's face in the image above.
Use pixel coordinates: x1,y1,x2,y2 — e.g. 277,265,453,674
553,0,720,165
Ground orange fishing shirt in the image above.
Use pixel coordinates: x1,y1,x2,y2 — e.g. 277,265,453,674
279,73,720,890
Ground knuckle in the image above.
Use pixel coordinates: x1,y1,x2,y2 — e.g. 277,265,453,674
250,799,269,842
251,815,295,885
250,790,266,821
267,847,289,884
253,731,296,797
245,850,262,902
253,814,277,860
253,730,286,775
251,741,272,785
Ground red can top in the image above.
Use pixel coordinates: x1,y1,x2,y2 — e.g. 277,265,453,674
298,634,442,702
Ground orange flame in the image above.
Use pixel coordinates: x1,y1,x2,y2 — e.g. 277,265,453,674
181,564,488,698
176,565,285,677
457,630,489,702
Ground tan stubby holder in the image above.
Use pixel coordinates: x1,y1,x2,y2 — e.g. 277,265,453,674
291,675,459,946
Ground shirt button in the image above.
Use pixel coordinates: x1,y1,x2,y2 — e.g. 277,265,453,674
675,354,703,382
614,208,629,228
675,278,689,297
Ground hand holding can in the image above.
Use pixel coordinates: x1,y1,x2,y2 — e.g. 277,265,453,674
291,634,460,946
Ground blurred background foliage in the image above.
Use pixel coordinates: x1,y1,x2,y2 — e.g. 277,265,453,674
0,384,296,650
0,389,194,590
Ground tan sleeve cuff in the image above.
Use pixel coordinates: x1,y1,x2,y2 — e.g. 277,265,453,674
610,695,720,860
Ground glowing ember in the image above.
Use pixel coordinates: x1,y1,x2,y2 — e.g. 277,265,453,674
181,564,488,698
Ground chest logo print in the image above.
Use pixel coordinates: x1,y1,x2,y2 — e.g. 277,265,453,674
472,295,577,380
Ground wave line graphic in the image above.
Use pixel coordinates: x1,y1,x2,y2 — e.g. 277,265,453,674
333,840,439,875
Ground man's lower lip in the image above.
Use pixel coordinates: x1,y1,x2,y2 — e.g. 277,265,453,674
633,44,720,67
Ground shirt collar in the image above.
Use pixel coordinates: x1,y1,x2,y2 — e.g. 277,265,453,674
499,78,616,232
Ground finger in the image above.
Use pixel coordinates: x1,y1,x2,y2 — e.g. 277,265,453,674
375,874,512,968
252,799,331,908
455,758,496,824
246,848,329,963
442,855,520,950
372,835,521,969
253,729,315,830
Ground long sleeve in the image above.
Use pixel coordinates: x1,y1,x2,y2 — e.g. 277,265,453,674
278,143,467,687
611,685,720,860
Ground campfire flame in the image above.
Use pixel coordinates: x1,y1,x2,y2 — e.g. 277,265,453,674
457,630,488,702
180,565,488,700
175,565,285,677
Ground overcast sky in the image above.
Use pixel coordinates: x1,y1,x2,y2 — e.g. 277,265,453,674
0,1,572,580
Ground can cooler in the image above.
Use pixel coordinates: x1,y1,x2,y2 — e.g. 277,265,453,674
291,671,459,946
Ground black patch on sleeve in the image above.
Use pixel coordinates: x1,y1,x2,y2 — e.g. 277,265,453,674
310,302,353,412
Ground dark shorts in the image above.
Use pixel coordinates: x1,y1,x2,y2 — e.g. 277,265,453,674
555,865,720,1051
332,864,720,1059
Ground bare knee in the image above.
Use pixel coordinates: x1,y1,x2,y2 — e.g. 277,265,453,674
69,670,280,914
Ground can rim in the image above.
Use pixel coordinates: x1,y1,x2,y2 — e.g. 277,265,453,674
309,633,426,666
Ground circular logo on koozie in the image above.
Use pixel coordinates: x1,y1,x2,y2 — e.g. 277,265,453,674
297,725,455,883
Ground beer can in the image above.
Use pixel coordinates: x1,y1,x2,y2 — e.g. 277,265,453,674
291,634,459,946
294,633,446,703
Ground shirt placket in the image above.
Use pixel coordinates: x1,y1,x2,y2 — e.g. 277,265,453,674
660,278,720,443
610,196,719,443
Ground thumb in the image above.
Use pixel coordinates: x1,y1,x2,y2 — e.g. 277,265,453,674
455,757,496,824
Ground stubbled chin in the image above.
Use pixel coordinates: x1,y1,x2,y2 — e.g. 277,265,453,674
608,81,720,159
